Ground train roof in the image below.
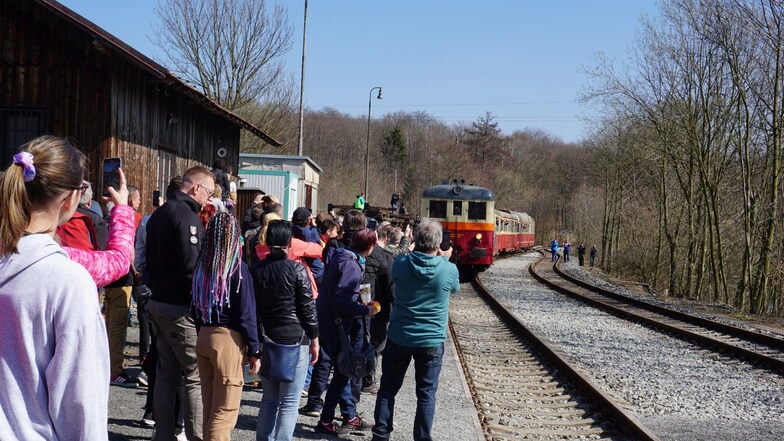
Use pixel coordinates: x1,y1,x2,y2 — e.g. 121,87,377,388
422,183,496,200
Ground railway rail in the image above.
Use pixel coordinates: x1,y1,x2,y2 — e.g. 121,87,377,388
529,254,784,375
448,276,660,440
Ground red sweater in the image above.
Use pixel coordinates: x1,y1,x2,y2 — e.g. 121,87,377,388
57,211,97,251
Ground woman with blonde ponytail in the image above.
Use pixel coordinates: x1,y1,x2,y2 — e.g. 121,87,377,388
0,136,110,440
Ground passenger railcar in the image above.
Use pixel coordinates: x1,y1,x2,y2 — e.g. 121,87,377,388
420,180,535,273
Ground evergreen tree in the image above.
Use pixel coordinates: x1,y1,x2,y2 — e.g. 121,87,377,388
464,112,503,163
381,126,407,171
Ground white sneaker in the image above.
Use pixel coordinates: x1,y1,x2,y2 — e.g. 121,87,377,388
175,429,188,441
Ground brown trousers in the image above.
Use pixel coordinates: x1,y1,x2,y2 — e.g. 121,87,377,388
105,285,132,377
196,326,245,441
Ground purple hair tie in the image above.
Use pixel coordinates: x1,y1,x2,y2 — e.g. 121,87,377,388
13,152,36,182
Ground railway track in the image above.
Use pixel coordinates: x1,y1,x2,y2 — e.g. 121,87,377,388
449,277,660,441
529,254,784,375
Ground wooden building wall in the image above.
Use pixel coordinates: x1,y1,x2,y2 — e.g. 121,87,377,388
1,0,242,215
1,0,111,164
104,65,240,214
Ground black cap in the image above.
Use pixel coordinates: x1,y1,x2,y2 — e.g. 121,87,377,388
292,207,312,225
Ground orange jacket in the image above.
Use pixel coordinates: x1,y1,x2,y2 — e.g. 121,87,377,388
256,238,323,298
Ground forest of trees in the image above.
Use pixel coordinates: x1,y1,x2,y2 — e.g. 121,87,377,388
157,0,783,316
581,0,784,315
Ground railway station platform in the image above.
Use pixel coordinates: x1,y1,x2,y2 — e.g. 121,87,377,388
109,322,483,441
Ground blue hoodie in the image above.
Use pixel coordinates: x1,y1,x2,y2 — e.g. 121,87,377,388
388,251,460,347
0,234,109,440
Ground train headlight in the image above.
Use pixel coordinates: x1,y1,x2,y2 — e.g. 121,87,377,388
475,233,482,240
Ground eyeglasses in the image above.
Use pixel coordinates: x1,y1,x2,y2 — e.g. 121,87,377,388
75,184,89,193
199,184,215,198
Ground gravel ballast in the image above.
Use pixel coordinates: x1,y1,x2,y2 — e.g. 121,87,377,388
480,253,784,441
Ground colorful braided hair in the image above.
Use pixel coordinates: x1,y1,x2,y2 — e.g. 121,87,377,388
192,212,242,323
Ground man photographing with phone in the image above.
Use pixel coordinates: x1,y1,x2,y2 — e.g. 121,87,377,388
371,218,459,441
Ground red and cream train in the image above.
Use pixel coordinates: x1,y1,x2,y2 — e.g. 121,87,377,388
420,180,535,272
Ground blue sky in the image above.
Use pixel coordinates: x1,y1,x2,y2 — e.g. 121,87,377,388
59,1,659,143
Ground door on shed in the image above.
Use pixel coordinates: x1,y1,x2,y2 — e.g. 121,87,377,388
305,184,313,211
157,148,177,196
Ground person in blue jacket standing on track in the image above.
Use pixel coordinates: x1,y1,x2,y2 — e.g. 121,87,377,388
550,238,559,262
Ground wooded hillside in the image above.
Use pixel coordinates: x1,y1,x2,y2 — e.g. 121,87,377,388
239,0,783,317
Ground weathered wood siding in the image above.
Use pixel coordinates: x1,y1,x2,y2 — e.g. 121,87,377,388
0,0,111,165
1,0,242,214
105,64,240,213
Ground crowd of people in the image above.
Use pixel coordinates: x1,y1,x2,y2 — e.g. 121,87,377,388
0,135,459,441
550,239,598,267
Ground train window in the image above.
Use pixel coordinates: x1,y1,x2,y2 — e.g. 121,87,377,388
429,200,447,218
468,201,487,220
453,201,463,216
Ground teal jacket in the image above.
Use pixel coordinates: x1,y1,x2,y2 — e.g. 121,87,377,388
388,251,460,347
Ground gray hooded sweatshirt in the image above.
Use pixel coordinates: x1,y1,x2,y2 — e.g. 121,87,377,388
0,234,109,441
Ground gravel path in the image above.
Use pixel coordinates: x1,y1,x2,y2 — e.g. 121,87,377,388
480,253,784,441
109,316,479,441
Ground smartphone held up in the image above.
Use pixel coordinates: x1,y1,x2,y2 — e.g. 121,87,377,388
440,230,451,252
102,157,122,196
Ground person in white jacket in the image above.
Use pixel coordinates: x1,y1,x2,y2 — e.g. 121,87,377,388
0,136,109,441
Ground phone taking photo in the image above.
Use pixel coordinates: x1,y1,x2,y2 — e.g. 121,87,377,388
440,230,451,251
102,157,122,196
152,189,161,207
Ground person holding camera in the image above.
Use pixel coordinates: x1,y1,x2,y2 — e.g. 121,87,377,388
0,136,110,440
371,218,460,441
315,228,381,436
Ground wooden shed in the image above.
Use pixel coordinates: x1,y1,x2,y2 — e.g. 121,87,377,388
0,0,280,214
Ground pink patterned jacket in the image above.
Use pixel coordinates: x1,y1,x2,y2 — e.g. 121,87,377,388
64,205,135,288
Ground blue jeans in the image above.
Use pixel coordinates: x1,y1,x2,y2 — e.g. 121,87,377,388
306,347,357,418
372,340,444,441
256,345,310,441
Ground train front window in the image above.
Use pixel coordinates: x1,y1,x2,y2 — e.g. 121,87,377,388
453,201,463,216
468,201,487,220
429,200,447,218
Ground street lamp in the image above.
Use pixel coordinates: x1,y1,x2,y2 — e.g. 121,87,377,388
365,86,383,197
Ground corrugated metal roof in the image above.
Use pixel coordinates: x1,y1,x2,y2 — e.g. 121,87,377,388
240,153,323,173
36,0,282,147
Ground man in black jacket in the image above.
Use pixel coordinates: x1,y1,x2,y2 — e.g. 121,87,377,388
145,166,215,441
361,226,395,393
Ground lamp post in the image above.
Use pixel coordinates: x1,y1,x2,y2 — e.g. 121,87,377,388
365,86,383,197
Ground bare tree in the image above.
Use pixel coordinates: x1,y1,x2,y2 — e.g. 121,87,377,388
153,0,293,112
